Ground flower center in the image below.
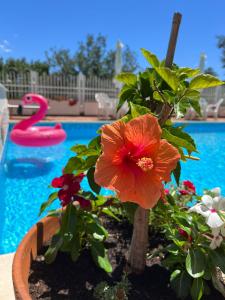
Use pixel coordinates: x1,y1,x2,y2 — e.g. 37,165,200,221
136,157,154,172
210,208,217,213
63,184,69,190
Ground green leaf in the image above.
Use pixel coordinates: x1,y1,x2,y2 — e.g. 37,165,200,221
88,136,101,150
191,278,204,300
170,270,192,299
155,67,179,91
189,74,224,89
39,192,58,216
102,207,120,222
179,67,200,78
64,156,84,174
186,249,206,278
71,236,81,262
87,167,101,194
70,144,87,154
85,155,98,169
61,204,77,235
90,240,112,273
141,48,160,67
130,102,151,118
122,202,138,224
189,99,202,116
116,73,137,85
209,248,225,273
153,91,164,102
162,127,197,153
173,161,181,185
45,232,63,264
86,218,108,238
117,85,135,112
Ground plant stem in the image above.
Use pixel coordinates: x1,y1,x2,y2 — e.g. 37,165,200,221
128,206,149,274
127,13,182,275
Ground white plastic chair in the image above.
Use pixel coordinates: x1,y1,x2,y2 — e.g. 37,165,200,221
206,98,224,119
95,93,113,119
184,98,207,120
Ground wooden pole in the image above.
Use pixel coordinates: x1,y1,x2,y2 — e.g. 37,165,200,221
159,12,182,126
128,12,182,275
165,13,182,68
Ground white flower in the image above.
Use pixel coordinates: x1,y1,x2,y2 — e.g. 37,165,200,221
189,194,225,229
210,234,223,250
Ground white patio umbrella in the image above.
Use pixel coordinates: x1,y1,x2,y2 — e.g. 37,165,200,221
113,41,124,89
199,53,207,73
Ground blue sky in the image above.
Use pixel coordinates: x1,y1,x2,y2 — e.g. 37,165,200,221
0,0,225,77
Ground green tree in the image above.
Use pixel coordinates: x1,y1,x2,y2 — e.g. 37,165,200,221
30,60,49,75
217,35,225,69
74,34,138,78
204,67,217,76
45,48,77,75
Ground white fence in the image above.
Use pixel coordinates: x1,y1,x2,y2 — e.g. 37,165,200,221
0,84,9,159
0,71,118,104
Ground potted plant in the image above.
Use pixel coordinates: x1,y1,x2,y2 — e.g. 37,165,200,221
12,15,225,300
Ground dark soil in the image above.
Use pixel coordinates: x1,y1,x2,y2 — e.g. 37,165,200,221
29,218,224,300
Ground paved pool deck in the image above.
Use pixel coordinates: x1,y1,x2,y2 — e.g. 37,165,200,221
0,253,15,300
9,115,225,123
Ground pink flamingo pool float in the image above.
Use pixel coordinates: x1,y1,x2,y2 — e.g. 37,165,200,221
10,93,67,147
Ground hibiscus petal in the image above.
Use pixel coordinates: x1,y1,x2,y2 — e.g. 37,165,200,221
154,139,180,182
100,121,126,156
124,114,161,152
94,155,135,191
118,172,162,209
206,213,224,228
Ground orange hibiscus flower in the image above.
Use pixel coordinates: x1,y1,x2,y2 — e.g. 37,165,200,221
94,114,180,209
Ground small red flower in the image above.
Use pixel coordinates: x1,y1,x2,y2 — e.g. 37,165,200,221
183,180,196,194
164,188,170,195
179,189,190,195
178,228,192,242
52,173,84,206
74,195,91,209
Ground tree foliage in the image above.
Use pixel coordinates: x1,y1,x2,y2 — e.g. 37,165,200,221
217,35,225,70
0,34,138,78
204,67,217,77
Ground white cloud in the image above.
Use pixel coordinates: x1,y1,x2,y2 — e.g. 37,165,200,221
0,40,12,53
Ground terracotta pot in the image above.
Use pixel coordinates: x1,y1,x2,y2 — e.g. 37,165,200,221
12,215,60,300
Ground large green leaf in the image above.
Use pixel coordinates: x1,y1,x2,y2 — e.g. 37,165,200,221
71,236,81,262
189,74,224,89
64,156,84,174
90,240,112,273
162,127,197,153
87,167,101,194
155,67,179,91
130,102,151,118
116,72,137,85
141,48,160,67
173,161,181,185
39,191,58,216
45,232,63,264
170,270,192,299
186,249,206,278
209,248,225,273
178,67,200,78
191,278,204,300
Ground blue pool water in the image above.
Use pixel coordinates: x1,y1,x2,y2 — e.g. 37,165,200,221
0,122,225,254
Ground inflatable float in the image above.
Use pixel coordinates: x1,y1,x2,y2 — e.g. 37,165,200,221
10,93,67,147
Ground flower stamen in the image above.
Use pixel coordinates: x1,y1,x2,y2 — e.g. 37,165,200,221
137,157,154,172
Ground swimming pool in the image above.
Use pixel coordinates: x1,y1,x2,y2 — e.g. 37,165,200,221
0,122,225,254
